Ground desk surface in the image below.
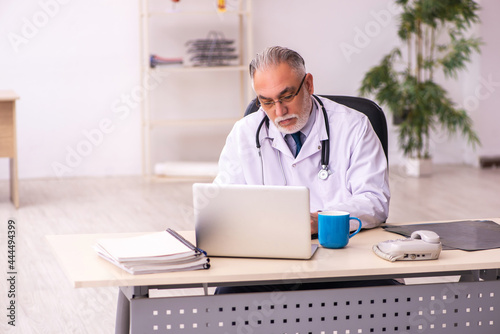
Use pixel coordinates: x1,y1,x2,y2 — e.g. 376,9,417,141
47,219,500,288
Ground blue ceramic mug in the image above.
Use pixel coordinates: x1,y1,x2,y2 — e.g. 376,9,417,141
318,211,362,248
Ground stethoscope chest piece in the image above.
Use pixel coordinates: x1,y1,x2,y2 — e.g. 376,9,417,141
318,166,331,180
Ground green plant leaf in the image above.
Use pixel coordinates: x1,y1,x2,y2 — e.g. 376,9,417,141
358,0,482,158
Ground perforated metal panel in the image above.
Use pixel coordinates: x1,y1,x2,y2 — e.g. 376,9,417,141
130,280,500,334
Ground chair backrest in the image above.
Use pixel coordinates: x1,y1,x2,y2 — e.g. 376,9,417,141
244,95,388,161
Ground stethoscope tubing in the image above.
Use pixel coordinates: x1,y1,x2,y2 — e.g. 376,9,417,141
255,95,331,184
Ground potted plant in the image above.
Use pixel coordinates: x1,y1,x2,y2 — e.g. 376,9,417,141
359,0,481,176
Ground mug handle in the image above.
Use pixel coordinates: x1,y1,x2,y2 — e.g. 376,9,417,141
348,217,362,238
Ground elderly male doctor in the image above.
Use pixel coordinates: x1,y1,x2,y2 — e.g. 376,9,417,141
214,46,390,234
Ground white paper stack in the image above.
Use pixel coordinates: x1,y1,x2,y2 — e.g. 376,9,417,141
94,229,210,275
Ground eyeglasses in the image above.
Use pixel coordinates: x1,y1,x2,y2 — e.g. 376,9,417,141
256,74,307,111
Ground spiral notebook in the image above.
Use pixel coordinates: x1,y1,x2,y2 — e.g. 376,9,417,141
95,228,210,274
193,183,318,259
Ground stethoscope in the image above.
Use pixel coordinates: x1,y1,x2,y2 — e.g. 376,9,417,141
255,94,331,185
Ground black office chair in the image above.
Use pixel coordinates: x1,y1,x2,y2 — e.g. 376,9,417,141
244,95,388,161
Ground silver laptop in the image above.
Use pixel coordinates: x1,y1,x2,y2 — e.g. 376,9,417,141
193,183,318,259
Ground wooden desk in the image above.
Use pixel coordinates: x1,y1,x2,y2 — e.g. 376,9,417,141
0,90,20,208
48,219,500,334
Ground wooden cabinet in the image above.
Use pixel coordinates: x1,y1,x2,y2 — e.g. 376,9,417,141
0,90,20,207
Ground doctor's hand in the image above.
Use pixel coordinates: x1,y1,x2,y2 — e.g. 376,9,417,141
310,212,318,235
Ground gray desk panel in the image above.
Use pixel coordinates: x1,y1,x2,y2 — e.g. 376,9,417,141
130,280,500,334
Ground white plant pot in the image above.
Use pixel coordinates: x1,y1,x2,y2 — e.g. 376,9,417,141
405,157,432,177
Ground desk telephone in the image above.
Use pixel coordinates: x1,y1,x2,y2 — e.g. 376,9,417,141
373,230,442,262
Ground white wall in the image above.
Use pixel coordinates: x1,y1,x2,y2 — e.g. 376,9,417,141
476,0,500,160
0,0,141,179
0,0,498,180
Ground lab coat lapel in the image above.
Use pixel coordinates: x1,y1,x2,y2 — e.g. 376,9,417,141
267,123,295,159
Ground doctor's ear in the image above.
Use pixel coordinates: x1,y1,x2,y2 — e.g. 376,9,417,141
305,73,314,95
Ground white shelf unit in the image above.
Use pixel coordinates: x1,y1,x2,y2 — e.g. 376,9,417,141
139,0,253,179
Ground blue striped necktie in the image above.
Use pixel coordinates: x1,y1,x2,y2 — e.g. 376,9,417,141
291,132,302,157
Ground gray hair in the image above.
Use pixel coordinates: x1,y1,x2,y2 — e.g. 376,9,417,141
249,46,306,79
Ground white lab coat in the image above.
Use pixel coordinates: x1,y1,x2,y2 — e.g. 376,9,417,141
214,96,390,229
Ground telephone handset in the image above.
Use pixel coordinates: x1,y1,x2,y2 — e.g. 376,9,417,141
372,230,442,262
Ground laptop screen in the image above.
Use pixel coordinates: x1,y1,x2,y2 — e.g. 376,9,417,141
193,183,317,259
